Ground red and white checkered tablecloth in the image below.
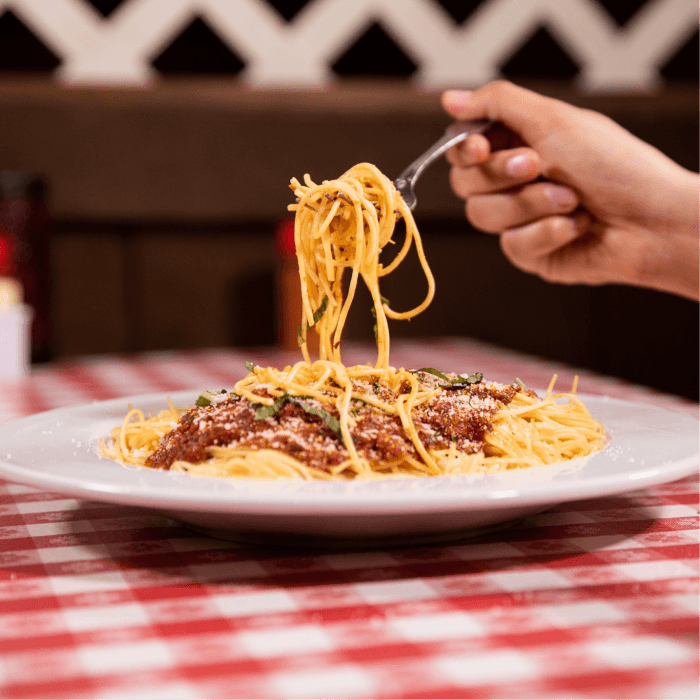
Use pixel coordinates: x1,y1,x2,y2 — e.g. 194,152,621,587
0,338,698,699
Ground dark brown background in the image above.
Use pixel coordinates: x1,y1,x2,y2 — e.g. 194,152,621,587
0,0,697,399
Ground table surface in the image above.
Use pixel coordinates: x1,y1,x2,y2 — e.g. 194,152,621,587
0,338,697,699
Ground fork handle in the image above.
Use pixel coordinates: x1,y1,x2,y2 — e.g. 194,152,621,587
396,118,492,191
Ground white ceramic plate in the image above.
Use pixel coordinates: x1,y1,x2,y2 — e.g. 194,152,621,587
0,391,696,548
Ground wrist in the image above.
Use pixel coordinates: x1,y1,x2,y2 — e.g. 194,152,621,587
640,170,699,300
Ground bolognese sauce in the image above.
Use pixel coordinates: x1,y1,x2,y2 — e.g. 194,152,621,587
146,373,525,473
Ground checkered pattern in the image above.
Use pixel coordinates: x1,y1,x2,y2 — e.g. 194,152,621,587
0,339,697,698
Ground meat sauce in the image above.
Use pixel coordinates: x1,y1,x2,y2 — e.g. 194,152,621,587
146,373,523,472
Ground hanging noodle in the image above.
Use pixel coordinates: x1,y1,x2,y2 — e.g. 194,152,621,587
291,163,433,368
100,164,605,479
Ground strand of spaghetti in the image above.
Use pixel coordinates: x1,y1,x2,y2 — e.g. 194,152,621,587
349,392,401,415
120,408,145,456
335,367,362,467
329,196,366,364
498,397,557,417
395,375,440,474
345,365,393,378
289,164,436,369
176,448,336,481
379,220,413,277
279,361,310,385
383,200,435,320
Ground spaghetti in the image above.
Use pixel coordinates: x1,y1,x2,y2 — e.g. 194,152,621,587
100,163,605,479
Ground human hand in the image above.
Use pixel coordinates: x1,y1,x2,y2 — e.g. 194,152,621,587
442,81,699,300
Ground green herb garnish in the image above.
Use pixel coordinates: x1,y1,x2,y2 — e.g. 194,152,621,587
195,389,229,407
252,394,288,420
371,296,390,317
245,361,255,372
411,367,451,382
454,372,483,386
312,296,328,325
250,393,342,437
290,398,341,435
411,368,483,389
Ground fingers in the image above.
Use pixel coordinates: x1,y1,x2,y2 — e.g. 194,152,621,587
467,183,580,233
441,81,568,144
449,147,540,199
446,133,491,167
499,213,591,277
446,123,529,168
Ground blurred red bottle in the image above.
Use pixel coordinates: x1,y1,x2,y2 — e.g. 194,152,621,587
0,172,52,363
275,217,318,355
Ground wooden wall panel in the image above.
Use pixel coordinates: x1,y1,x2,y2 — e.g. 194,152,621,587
52,231,128,356
0,80,696,222
134,231,277,351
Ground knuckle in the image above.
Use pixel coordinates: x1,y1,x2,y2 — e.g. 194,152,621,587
489,79,515,96
500,233,538,272
496,187,543,225
547,216,574,236
446,141,468,166
513,188,541,219
449,167,470,199
537,184,576,215
466,198,500,233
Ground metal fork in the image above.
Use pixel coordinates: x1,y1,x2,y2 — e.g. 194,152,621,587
394,118,491,210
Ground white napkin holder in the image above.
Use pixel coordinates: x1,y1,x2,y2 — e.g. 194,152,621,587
0,279,32,379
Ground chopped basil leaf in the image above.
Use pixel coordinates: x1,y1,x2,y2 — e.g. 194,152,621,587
250,393,341,436
312,296,328,324
411,368,483,390
373,323,378,340
290,398,341,435
195,389,228,408
411,367,451,382
514,378,526,388
297,325,305,347
457,372,483,385
245,361,255,372
252,394,287,420
371,296,390,317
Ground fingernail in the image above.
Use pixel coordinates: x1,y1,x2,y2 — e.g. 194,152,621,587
442,90,472,111
506,154,536,178
443,89,472,102
546,185,577,209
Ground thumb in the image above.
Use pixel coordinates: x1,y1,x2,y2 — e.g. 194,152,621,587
441,81,567,145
